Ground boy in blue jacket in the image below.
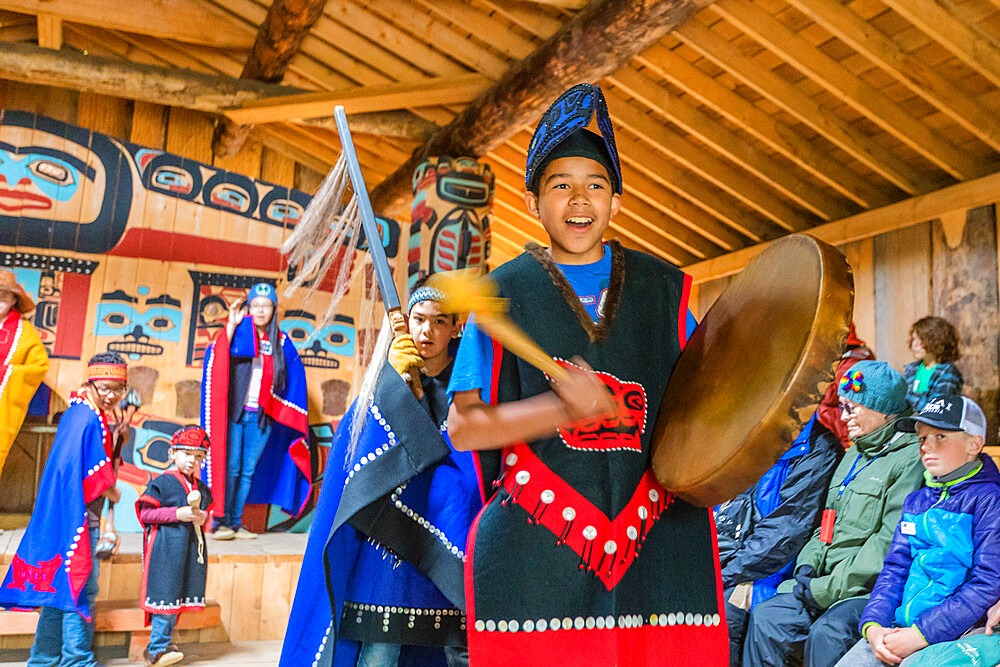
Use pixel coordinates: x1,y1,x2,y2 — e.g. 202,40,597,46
836,395,1000,666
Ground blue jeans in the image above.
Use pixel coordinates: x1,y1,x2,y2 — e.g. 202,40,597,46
147,613,178,656
355,643,469,667
28,528,99,667
222,410,270,529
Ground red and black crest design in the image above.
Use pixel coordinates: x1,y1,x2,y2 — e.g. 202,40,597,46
552,359,647,453
7,554,63,592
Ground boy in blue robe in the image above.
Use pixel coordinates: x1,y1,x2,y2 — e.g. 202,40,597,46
0,353,128,666
281,281,481,667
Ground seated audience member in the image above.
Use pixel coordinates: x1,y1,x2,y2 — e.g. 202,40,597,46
904,316,963,411
836,395,1000,667
717,412,844,666
743,361,924,667
816,324,875,449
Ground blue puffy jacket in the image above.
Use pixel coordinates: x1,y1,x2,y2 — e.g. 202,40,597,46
860,453,1000,645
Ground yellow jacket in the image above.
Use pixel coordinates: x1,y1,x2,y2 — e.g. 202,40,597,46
0,314,49,474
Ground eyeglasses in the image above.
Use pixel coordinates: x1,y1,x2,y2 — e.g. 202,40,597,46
838,403,857,416
90,382,126,398
248,302,273,312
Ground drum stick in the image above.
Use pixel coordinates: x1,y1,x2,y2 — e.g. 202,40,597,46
187,490,205,564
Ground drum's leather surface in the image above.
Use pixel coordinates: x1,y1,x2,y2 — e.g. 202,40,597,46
652,235,854,507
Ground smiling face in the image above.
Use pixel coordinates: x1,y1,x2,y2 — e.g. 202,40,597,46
525,156,621,265
917,423,983,477
840,397,890,440
0,290,16,319
249,296,275,329
407,299,459,366
170,447,207,477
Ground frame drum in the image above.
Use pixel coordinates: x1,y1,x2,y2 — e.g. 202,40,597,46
652,234,854,507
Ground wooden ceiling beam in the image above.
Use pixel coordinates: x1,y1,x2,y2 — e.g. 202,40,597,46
604,87,815,231
518,0,587,9
878,0,1000,90
222,75,491,125
35,13,60,49
213,0,328,157
369,0,720,217
608,66,855,221
711,0,989,181
0,0,255,48
685,170,1000,284
783,0,1000,154
297,112,437,142
477,0,565,38
674,20,940,195
636,43,892,208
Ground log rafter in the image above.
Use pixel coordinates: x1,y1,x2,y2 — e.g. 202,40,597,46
213,0,329,157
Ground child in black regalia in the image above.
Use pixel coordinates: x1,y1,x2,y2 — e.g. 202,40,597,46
136,425,213,666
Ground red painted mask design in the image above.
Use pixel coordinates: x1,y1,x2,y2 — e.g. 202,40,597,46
553,360,647,453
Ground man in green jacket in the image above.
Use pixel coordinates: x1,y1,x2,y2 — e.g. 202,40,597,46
743,361,924,667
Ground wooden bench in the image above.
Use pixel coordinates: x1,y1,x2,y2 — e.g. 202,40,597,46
0,599,222,661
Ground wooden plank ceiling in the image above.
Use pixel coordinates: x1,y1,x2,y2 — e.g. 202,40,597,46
3,0,1000,276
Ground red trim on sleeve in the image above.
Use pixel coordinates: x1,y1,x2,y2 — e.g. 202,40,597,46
678,272,693,351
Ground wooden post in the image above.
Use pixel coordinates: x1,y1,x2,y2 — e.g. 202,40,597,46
369,0,719,218
932,205,1000,444
212,0,329,157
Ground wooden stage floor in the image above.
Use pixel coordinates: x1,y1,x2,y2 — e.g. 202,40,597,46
0,640,285,665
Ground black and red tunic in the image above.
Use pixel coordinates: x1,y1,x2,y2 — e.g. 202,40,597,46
136,471,213,619
465,242,728,665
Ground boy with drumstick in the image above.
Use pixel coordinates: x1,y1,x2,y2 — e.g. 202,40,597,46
136,426,213,666
447,84,726,666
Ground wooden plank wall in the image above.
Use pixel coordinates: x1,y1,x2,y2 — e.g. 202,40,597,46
696,206,1000,444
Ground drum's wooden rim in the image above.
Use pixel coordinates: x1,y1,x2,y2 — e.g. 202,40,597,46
652,234,854,507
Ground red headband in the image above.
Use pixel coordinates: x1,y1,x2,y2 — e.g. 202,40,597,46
87,363,127,383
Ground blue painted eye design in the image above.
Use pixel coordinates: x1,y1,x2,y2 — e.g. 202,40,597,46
152,166,195,195
265,199,303,224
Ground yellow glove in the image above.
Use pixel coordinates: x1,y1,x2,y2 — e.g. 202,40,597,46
387,334,424,376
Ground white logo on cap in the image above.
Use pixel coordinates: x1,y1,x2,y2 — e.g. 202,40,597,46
922,398,952,414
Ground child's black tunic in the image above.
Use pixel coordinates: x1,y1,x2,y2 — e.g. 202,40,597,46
137,471,212,618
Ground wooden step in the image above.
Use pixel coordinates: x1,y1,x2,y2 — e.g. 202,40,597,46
0,599,222,661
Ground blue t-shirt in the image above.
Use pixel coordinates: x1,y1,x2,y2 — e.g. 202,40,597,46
447,246,696,404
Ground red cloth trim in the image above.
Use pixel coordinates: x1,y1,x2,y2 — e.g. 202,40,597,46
67,516,93,615
468,620,728,667
205,331,232,517
140,523,156,623
0,310,18,361
678,272,692,351
499,444,671,590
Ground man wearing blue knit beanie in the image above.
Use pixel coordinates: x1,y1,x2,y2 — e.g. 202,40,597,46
743,361,925,667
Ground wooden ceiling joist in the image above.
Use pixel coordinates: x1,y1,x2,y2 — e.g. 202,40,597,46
782,0,1000,154
297,112,437,141
878,0,1000,91
223,75,492,125
608,66,857,221
35,13,60,49
0,0,254,47
369,0,719,217
674,20,940,195
711,0,990,181
213,0,329,157
636,42,893,208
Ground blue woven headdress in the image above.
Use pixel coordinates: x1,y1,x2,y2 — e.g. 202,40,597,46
525,83,622,194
